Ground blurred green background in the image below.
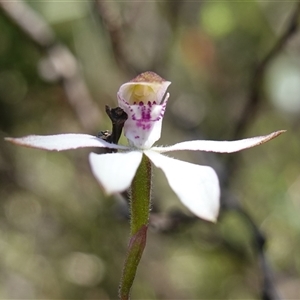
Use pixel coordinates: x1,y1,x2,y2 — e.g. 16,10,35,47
0,1,300,299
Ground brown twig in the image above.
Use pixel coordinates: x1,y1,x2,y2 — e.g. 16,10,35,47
233,2,300,140
93,0,141,76
223,2,300,185
0,0,102,131
220,4,300,299
220,195,282,300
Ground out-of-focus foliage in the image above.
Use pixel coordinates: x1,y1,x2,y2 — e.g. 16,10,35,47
0,1,300,299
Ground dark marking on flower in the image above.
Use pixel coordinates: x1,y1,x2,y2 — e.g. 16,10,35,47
137,105,151,121
136,120,152,131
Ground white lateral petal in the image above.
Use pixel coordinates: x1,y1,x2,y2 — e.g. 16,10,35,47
89,151,143,194
152,130,286,153
5,134,128,151
145,150,220,222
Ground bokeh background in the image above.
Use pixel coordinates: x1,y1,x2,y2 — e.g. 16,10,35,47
1,1,300,299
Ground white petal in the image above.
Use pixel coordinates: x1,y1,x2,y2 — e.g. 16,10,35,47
152,130,286,153
89,151,143,194
5,134,128,151
144,150,220,222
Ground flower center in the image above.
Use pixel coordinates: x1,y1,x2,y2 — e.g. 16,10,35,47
128,84,158,105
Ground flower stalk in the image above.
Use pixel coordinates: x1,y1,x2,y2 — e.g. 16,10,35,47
119,154,152,299
99,106,152,299
130,154,151,235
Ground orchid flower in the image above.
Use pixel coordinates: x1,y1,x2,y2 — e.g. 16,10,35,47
6,71,285,299
6,71,284,222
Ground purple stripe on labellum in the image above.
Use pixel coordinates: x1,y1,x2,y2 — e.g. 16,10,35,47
141,106,151,120
136,121,151,130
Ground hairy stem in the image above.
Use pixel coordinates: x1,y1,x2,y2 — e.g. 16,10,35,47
119,154,151,300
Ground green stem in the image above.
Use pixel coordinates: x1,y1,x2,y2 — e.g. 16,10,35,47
130,154,151,235
119,154,151,300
